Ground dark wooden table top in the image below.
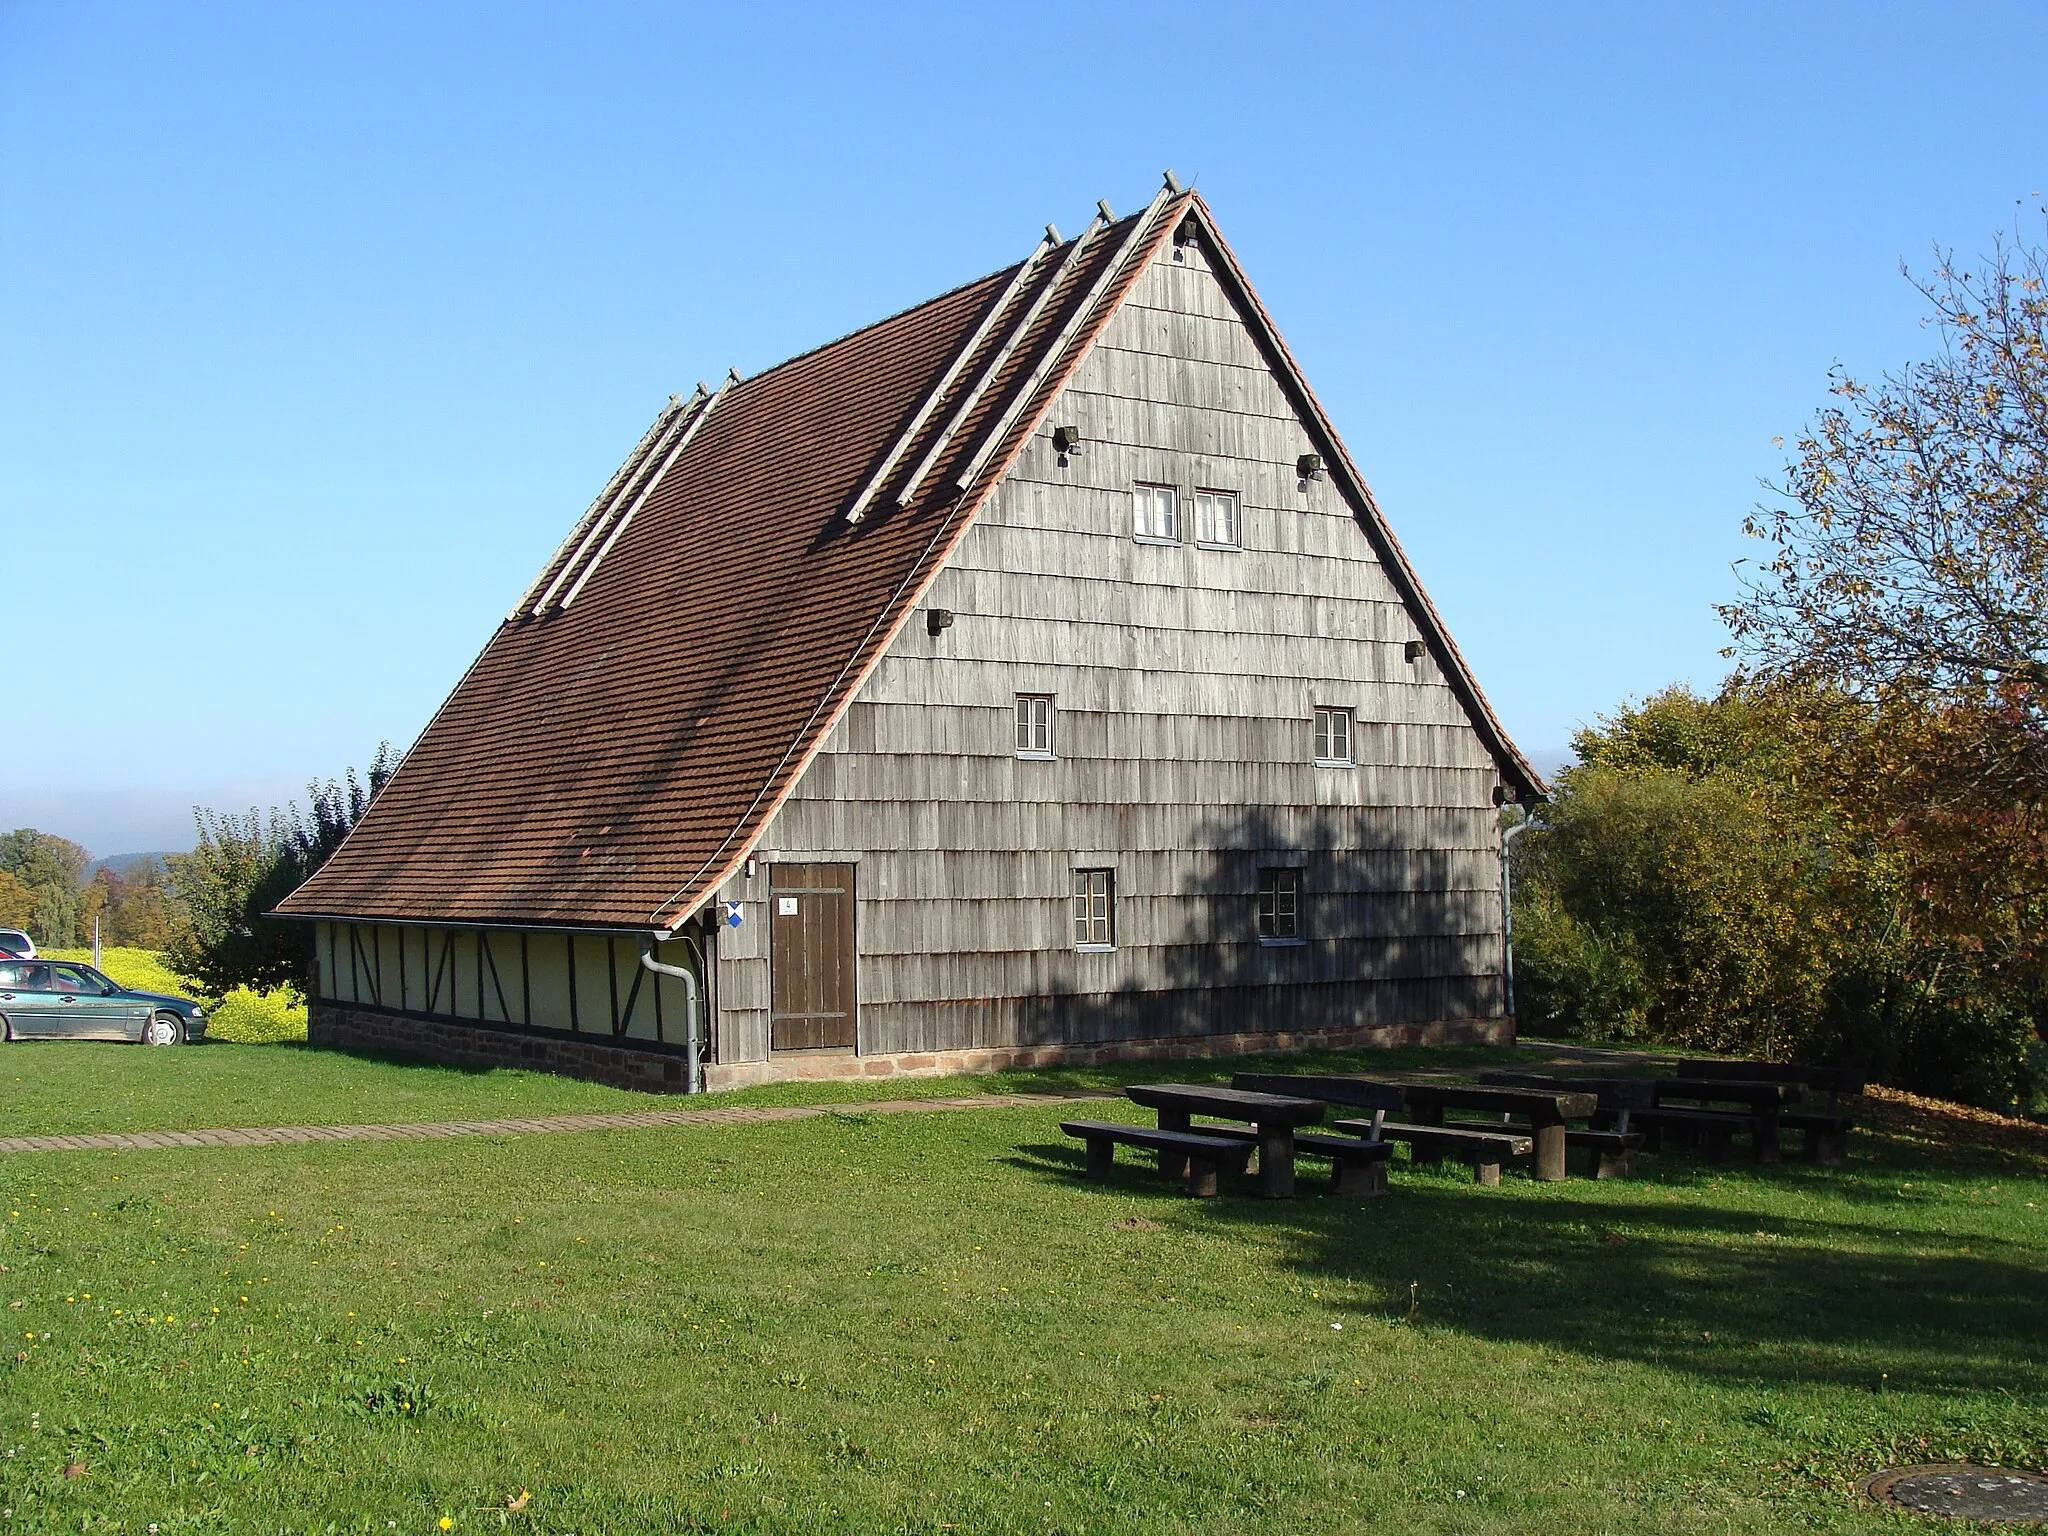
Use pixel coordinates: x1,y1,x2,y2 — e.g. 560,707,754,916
1480,1070,1658,1110
1390,1081,1600,1120
1125,1083,1328,1126
1653,1078,1801,1106
1232,1073,1408,1112
1675,1060,1865,1094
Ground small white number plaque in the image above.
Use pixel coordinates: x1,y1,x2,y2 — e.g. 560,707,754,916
776,896,799,916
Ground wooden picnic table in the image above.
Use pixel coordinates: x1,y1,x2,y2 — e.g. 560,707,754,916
1388,1081,1598,1182
1651,1078,1801,1162
1674,1059,1866,1103
1123,1084,1326,1199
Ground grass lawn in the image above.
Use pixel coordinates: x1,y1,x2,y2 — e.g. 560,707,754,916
0,1039,1532,1138
2,1054,2046,1534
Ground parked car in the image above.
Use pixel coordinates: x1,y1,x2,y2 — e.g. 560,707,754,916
0,929,34,958
0,960,206,1044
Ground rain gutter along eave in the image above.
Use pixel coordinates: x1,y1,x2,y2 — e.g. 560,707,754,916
265,911,688,941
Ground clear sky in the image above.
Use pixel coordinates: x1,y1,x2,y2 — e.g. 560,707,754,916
5,1,2045,855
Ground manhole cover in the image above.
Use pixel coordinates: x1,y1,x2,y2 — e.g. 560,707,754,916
1863,1465,2048,1523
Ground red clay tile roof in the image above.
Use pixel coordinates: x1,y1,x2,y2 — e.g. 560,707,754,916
278,188,1538,933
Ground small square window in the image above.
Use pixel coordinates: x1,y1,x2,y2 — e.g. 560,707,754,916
1016,694,1055,758
1314,707,1353,766
1258,868,1303,942
1133,482,1179,542
1192,489,1239,547
1072,868,1115,949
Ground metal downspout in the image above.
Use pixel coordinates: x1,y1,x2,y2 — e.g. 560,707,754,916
640,935,703,1094
1499,813,1536,1022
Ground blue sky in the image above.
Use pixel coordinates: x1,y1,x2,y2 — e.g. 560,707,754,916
4,1,2045,854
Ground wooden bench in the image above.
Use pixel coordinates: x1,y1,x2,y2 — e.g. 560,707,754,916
1631,1106,1754,1160
1123,1083,1327,1199
1780,1109,1853,1166
1675,1060,1861,1165
1565,1127,1643,1179
1336,1118,1532,1185
1197,1125,1396,1195
1483,1070,1652,1178
1060,1120,1253,1197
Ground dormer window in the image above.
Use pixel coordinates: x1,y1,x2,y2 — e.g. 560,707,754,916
1133,482,1179,543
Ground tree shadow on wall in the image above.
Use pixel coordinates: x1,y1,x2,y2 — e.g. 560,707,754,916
1006,803,1501,1051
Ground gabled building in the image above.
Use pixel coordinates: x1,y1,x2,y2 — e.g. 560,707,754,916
278,176,1541,1092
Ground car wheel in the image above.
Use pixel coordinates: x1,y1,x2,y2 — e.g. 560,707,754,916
144,1012,185,1047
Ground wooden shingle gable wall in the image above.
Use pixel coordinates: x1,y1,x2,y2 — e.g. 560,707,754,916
713,229,1515,1068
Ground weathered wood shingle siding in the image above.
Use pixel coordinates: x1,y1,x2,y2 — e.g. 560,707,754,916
713,240,1507,1064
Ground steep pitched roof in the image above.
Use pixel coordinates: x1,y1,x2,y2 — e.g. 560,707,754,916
280,182,1538,934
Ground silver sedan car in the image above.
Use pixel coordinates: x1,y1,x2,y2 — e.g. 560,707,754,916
0,960,207,1044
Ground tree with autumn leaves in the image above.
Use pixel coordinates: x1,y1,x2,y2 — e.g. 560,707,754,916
1517,219,2048,1108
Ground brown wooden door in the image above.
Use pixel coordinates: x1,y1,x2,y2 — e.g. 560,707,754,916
769,863,856,1052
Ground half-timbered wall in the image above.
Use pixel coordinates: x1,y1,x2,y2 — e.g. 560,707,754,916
712,238,1509,1063
312,921,702,1046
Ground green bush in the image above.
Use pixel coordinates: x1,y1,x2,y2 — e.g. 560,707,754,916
42,946,200,999
204,984,309,1044
44,947,308,1045
1513,686,2043,1109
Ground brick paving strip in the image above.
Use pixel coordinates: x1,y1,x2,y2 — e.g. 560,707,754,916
0,1092,1115,1156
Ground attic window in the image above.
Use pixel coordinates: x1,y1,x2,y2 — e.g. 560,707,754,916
1314,707,1353,767
1132,482,1179,543
1015,695,1055,759
1193,489,1239,548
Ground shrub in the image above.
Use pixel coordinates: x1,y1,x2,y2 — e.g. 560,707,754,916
166,748,393,997
1513,686,2044,1109
43,947,308,1044
205,984,309,1044
42,947,202,998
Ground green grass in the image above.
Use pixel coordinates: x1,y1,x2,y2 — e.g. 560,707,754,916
2,1054,2045,1533
0,1039,1530,1138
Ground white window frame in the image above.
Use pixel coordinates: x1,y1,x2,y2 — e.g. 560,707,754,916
1314,707,1353,767
1071,867,1115,950
1192,488,1240,549
1257,867,1304,944
1132,482,1180,544
1015,694,1055,760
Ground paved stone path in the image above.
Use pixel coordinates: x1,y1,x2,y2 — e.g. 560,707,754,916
0,1092,1109,1156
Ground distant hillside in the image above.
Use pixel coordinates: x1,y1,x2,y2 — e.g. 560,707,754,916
87,851,179,878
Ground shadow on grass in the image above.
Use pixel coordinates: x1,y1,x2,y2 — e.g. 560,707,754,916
1006,1135,2048,1400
